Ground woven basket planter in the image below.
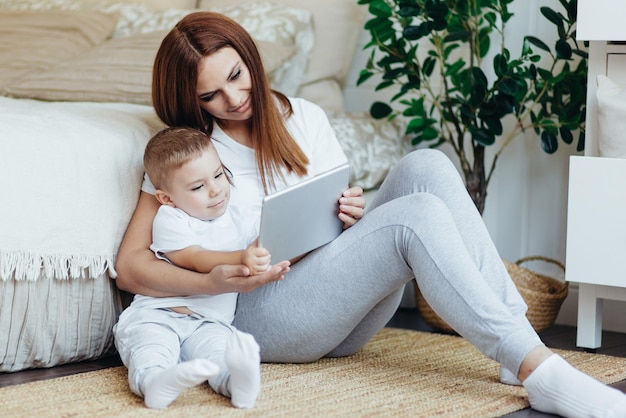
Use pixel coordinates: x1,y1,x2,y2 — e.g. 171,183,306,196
415,256,569,334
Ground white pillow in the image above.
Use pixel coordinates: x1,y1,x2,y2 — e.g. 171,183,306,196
597,74,626,158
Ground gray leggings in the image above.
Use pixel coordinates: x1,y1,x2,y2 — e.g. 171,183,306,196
233,149,543,375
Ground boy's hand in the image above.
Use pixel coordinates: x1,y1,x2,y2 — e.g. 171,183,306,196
242,241,271,275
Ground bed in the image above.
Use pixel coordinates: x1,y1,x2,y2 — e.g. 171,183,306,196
0,0,407,371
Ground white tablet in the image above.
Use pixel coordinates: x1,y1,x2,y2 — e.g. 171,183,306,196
258,164,350,262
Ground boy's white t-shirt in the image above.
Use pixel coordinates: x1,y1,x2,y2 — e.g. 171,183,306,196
142,98,349,220
131,204,258,322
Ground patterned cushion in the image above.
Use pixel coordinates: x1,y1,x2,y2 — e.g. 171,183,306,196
329,112,408,190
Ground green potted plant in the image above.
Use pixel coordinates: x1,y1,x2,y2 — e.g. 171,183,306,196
357,0,587,214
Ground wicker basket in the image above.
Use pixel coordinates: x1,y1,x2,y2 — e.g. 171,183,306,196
415,256,569,334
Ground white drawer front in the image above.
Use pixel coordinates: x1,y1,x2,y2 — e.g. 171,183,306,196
566,156,626,286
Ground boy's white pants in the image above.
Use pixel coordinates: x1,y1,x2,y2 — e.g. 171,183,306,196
113,307,239,398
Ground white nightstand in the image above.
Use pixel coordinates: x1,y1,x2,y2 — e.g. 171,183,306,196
565,1,626,349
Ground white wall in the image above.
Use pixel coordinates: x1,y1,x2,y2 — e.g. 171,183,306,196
343,1,626,332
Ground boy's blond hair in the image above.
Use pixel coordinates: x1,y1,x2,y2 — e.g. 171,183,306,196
144,127,220,191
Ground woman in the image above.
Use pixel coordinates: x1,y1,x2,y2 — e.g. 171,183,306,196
115,11,626,417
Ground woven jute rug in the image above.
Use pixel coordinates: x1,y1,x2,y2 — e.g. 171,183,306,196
2,328,626,417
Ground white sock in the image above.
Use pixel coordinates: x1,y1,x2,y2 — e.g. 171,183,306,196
523,354,626,418
499,366,522,386
142,358,219,409
224,330,261,409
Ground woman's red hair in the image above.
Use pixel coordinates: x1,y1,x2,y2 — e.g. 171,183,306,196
152,11,309,192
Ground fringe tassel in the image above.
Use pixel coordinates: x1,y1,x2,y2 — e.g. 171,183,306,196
0,250,117,281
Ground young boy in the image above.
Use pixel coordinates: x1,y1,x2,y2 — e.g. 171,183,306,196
113,127,269,410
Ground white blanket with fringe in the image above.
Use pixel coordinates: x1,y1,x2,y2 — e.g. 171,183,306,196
0,96,164,280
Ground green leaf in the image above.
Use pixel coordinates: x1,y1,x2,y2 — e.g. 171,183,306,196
427,137,446,148
479,99,498,117
525,36,551,53
471,67,488,89
470,126,496,146
382,67,407,81
483,116,503,136
577,131,585,152
432,17,448,31
493,54,508,77
444,31,470,43
400,78,420,95
421,127,440,141
407,73,421,87
541,130,558,153
541,7,564,27
559,126,573,144
537,68,553,81
365,18,396,43
368,0,392,18
375,80,394,91
407,43,419,60
406,117,423,132
541,118,559,134
555,39,572,59
391,90,408,102
398,4,422,18
422,56,436,77
377,54,402,66
357,70,374,86
522,40,532,56
411,135,422,146
498,78,521,96
443,43,460,57
478,28,491,58
493,93,515,113
403,26,421,41
427,1,449,21
530,111,541,134
404,23,432,40
409,97,426,116
564,0,577,22
370,102,393,119
484,11,497,27
445,59,465,76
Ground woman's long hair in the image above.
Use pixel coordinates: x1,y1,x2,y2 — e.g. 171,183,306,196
152,11,309,192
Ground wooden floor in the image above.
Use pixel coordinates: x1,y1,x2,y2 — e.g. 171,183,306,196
2,308,626,417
